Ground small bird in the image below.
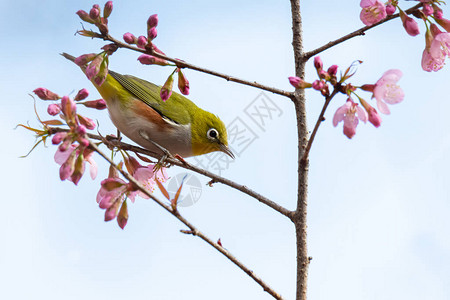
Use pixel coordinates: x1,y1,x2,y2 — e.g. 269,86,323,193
62,53,233,159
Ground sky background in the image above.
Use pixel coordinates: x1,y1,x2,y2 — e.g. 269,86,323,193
1,0,449,299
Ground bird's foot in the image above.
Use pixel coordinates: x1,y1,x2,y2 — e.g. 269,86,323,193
138,130,172,171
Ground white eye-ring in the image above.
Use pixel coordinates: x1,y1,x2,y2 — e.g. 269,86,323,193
207,128,219,140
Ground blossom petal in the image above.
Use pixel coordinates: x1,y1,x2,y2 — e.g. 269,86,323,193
376,99,391,115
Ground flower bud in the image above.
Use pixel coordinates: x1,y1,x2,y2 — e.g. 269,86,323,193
147,14,158,29
327,65,338,76
60,150,77,181
94,60,108,86
152,44,166,55
47,104,61,116
318,69,328,79
52,132,67,145
89,6,100,20
78,115,96,130
360,98,381,128
61,96,77,119
82,99,107,110
386,4,396,15
137,54,169,66
399,10,420,36
434,7,443,19
360,84,375,92
313,56,323,70
104,1,113,18
137,36,148,49
178,70,190,95
312,80,325,91
123,32,137,44
117,201,128,229
160,74,174,101
74,88,89,101
85,55,103,80
288,76,312,89
422,4,433,17
76,10,95,24
74,53,97,66
101,43,118,55
33,88,60,100
148,27,157,40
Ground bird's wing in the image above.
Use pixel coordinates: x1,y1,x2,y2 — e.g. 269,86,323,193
109,70,195,125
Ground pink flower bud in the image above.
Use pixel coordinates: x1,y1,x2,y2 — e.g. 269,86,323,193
61,96,77,119
434,7,443,19
94,61,108,86
74,53,97,66
178,70,190,95
360,84,375,92
152,44,166,55
313,56,323,70
123,32,137,44
78,115,96,130
76,10,95,24
360,98,381,128
327,65,338,76
82,99,107,110
74,88,89,101
60,150,77,181
386,4,396,15
148,27,157,40
47,103,61,116
104,1,113,18
400,11,420,36
76,124,87,135
288,76,312,89
312,80,325,91
318,69,328,79
85,55,103,80
52,132,67,145
101,43,118,55
89,7,100,20
137,54,169,66
160,74,174,101
117,201,128,229
79,138,90,147
147,14,158,29
137,36,148,49
422,4,433,16
33,88,60,100
105,200,121,221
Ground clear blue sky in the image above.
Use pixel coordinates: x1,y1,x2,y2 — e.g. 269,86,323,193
1,1,449,299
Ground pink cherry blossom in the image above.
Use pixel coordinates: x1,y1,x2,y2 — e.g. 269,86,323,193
372,69,404,115
422,49,445,72
55,145,97,183
360,0,387,26
333,98,368,139
430,32,450,60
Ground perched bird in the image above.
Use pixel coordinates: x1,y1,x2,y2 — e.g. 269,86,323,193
62,53,233,159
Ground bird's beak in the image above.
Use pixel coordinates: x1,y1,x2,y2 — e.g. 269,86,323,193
219,143,235,159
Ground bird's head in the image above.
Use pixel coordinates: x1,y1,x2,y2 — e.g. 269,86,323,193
190,110,234,158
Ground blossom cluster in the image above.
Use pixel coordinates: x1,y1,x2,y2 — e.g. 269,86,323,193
360,0,450,71
96,156,168,229
33,87,107,184
122,13,190,101
289,57,404,138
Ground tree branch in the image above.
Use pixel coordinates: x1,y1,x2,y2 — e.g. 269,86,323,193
95,34,293,98
301,88,339,162
89,141,284,300
303,3,423,60
290,1,309,300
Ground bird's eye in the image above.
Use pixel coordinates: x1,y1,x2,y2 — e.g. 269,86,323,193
207,128,219,139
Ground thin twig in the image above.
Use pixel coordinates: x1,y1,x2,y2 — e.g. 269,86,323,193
301,88,339,162
47,127,292,218
89,141,284,300
98,34,293,98
303,3,423,59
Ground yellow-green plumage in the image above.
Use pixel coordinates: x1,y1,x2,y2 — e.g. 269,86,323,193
62,52,232,158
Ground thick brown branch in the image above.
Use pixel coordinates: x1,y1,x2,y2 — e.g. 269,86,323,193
99,34,293,98
89,141,284,300
303,3,423,59
290,1,309,300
